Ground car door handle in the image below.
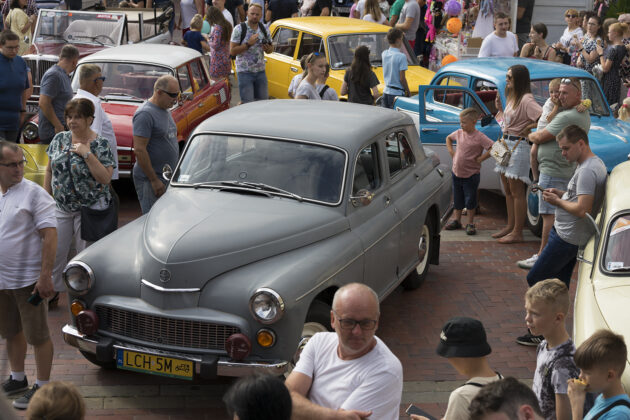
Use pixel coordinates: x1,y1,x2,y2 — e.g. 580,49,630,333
422,128,438,132
415,174,420,181
290,67,298,73
384,196,391,206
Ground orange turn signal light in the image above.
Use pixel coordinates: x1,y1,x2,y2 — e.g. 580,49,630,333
70,300,85,317
256,329,275,348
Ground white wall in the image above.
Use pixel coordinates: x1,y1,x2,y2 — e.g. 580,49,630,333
531,0,593,44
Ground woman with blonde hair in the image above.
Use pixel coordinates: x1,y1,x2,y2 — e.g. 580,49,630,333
362,0,385,25
26,382,85,420
596,22,628,105
5,0,35,55
295,52,327,100
553,8,583,64
205,6,232,81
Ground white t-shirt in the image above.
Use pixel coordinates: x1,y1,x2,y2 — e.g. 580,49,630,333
356,0,366,17
0,179,56,289
288,73,304,97
74,89,119,180
180,0,200,29
222,8,234,27
478,31,519,57
558,26,584,48
443,375,503,420
294,332,403,420
363,13,386,25
316,84,339,101
295,79,321,100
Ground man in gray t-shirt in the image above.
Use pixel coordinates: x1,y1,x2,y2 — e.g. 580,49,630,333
527,125,607,289
132,75,180,214
394,0,420,47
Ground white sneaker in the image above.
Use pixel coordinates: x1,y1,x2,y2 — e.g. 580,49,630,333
517,254,538,270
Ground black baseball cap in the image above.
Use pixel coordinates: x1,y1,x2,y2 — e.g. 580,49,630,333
436,317,492,358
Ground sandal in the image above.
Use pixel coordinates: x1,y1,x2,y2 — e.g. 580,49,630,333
445,220,462,230
466,224,476,235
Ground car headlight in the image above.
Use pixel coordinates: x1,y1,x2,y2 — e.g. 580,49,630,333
22,122,38,141
63,261,94,295
249,288,284,324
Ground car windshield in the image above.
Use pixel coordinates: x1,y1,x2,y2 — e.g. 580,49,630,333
174,135,347,205
71,62,173,100
34,9,124,47
603,214,630,273
327,33,419,70
530,78,609,117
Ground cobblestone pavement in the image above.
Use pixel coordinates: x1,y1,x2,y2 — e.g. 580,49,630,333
1,186,578,419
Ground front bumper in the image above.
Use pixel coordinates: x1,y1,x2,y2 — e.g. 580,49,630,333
62,324,288,378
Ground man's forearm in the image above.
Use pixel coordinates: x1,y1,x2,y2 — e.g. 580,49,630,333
290,392,340,420
134,149,158,182
555,198,590,218
529,129,554,145
40,102,62,129
40,228,57,278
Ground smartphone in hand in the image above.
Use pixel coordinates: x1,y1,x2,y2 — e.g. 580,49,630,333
27,291,43,306
405,404,438,420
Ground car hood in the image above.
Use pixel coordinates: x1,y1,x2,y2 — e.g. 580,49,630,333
140,188,348,288
102,102,137,148
595,285,630,354
589,118,630,172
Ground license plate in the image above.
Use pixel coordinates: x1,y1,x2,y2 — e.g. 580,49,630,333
116,349,194,380
26,104,38,114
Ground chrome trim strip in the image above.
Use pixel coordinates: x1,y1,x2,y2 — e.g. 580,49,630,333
117,146,133,151
141,279,200,293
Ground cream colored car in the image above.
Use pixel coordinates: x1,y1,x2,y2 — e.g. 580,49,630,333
573,160,630,391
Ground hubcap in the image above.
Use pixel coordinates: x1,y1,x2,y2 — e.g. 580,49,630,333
290,321,329,368
527,186,541,226
417,224,430,273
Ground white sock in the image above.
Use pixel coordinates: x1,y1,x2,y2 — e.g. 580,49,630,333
10,371,25,381
35,379,49,388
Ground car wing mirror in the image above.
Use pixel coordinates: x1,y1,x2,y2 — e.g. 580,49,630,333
162,164,173,181
182,92,193,101
480,115,494,127
350,189,374,207
577,213,601,265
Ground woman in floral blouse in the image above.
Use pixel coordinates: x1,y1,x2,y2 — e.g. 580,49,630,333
576,16,603,74
206,6,232,81
44,98,115,295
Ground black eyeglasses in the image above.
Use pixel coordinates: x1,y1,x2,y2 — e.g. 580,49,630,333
333,310,377,330
94,76,106,82
0,159,27,168
160,89,180,98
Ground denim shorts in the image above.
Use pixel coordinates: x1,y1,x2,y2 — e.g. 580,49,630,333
452,172,480,210
538,173,570,215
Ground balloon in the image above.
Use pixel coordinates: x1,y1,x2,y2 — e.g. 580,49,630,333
202,20,211,34
446,17,462,34
441,54,458,66
444,0,462,16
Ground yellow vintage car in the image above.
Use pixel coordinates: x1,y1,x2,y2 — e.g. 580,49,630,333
265,17,434,99
573,160,630,391
20,144,48,187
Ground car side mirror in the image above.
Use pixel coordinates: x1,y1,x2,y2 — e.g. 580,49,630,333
182,92,193,101
480,115,493,127
162,164,173,181
350,189,374,207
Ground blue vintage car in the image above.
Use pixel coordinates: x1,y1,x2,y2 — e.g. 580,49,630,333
394,57,630,235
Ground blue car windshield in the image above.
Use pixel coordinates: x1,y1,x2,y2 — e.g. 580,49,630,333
529,78,609,117
173,135,347,205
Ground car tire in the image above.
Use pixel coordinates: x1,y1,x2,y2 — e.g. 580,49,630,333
80,350,116,369
401,216,434,290
288,300,331,373
526,183,543,237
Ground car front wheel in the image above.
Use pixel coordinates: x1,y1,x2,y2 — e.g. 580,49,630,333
289,300,331,373
402,217,434,290
526,184,542,237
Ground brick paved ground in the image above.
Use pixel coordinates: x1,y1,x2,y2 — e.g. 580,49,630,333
1,187,579,419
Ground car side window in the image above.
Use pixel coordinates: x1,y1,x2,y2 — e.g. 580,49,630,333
427,87,484,122
434,76,469,108
273,27,299,58
353,143,381,194
177,65,192,94
298,32,324,58
386,132,415,178
189,60,208,93
472,79,499,115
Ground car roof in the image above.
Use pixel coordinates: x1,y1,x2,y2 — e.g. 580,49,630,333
78,44,201,67
437,57,594,84
196,100,413,149
604,161,630,218
271,17,390,36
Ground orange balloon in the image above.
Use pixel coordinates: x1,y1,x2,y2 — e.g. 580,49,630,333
447,17,462,34
441,54,458,66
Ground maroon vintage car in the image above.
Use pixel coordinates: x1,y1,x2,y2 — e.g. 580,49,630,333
23,8,172,113
22,44,230,177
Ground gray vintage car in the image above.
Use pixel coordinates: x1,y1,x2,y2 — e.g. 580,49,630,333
61,100,452,380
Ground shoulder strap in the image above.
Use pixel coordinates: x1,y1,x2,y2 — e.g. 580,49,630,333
238,22,247,44
591,399,630,420
460,373,502,389
319,84,329,98
543,46,551,60
258,21,268,40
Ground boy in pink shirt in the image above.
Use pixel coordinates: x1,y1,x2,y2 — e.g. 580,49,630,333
444,107,494,235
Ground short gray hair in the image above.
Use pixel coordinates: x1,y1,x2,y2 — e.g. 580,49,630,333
79,64,101,86
0,140,20,161
331,283,380,315
154,75,177,92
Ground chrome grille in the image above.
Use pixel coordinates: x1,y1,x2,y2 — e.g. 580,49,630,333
24,59,57,85
95,305,240,350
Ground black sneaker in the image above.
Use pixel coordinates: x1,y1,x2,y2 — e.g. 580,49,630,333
12,384,39,410
516,331,544,347
2,375,28,396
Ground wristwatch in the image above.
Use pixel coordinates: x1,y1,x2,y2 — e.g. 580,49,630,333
82,151,92,159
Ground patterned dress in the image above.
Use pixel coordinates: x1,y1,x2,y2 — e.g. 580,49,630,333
579,34,602,74
602,44,627,106
46,131,115,213
209,24,231,79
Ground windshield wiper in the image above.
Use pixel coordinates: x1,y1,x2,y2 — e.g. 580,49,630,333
234,181,304,202
189,181,272,197
39,33,68,43
191,180,303,201
102,92,143,102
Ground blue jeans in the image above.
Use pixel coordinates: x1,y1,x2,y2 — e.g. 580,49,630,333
237,71,268,103
381,93,398,109
527,227,578,288
133,174,166,215
452,172,480,210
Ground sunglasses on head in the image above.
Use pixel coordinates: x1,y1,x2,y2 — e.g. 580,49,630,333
560,78,580,89
160,89,180,98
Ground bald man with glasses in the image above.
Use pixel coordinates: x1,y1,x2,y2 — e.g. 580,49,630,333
285,283,403,420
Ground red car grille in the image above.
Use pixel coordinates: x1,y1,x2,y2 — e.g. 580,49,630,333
95,305,240,350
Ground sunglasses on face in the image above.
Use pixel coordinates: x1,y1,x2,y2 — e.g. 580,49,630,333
0,159,27,168
160,89,180,98
94,76,106,82
566,14,578,18
506,74,513,80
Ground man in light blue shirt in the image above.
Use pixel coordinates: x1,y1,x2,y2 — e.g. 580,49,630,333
381,28,409,109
